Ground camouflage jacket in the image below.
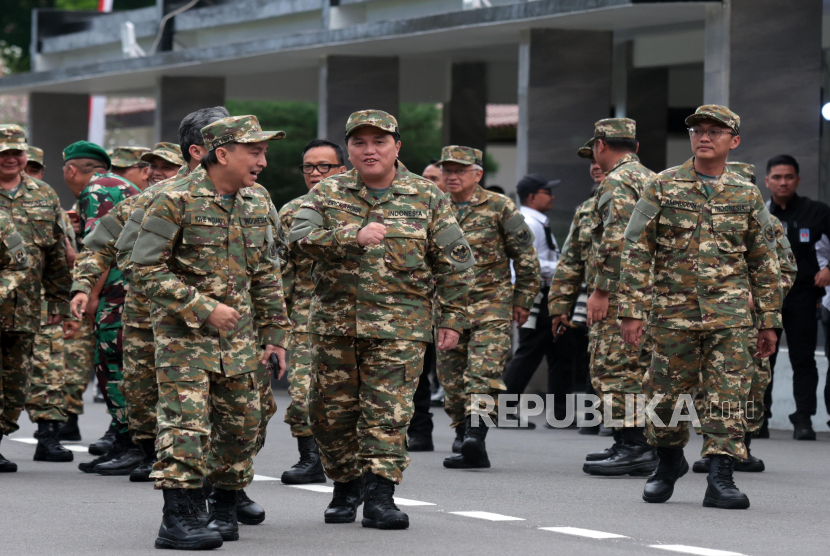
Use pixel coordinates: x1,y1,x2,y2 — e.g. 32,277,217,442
548,195,596,317
451,185,540,326
130,170,291,376
0,210,29,321
618,157,782,330
0,173,71,332
279,194,315,334
289,165,474,341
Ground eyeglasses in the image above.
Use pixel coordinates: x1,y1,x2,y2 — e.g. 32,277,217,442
300,164,338,175
688,128,736,140
441,168,475,176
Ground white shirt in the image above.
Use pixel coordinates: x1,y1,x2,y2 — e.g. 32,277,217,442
815,234,830,311
519,205,559,282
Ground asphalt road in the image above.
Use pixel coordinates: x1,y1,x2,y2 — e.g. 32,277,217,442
3,388,828,556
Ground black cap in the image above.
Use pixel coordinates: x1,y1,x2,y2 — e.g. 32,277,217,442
517,174,560,198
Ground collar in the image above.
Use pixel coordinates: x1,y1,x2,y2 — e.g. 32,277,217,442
672,157,746,186
190,172,254,199
0,172,35,199
520,205,548,225
467,185,489,207
609,152,640,173
771,192,799,211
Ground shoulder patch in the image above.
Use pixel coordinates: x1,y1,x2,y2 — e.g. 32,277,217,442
624,198,660,242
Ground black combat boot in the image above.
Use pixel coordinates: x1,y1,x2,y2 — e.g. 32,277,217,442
642,447,689,504
58,413,81,442
585,428,657,476
206,488,239,541
155,488,223,550
236,490,265,525
703,455,750,509
734,436,764,472
407,433,434,452
460,415,490,467
192,485,210,526
0,435,17,472
95,434,144,475
451,423,465,454
324,476,365,524
362,474,409,530
78,432,127,474
584,429,623,464
33,421,73,462
129,439,157,482
88,421,117,456
692,456,710,473
280,436,326,485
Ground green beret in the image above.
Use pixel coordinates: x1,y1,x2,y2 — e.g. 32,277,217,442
62,141,111,170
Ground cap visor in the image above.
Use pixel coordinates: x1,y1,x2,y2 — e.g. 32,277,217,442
0,143,28,153
684,114,731,129
438,157,474,166
346,123,396,137
543,179,561,190
240,130,286,143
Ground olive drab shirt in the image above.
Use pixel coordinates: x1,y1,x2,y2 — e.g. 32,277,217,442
0,173,71,332
0,210,29,313
289,164,474,341
452,185,540,326
279,194,315,335
129,170,291,376
548,195,596,317
618,157,782,331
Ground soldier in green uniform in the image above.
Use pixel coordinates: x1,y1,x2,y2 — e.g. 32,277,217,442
24,147,45,180
280,138,346,485
558,119,657,476
131,115,290,549
289,110,473,530
109,146,150,191
141,142,184,186
435,145,540,469
619,105,781,510
0,125,72,468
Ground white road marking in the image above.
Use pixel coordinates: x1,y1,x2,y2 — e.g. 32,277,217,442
252,474,281,481
285,484,435,505
8,437,37,444
540,527,629,539
650,545,746,556
391,497,435,506
62,445,89,453
286,484,333,492
450,511,525,521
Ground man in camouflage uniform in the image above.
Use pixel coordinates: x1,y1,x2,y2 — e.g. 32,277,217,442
435,145,540,469
618,105,781,510
691,162,797,475
0,125,72,468
131,115,290,550
109,146,150,191
559,119,658,476
24,146,45,180
290,110,472,530
67,141,142,472
141,142,184,186
280,138,346,485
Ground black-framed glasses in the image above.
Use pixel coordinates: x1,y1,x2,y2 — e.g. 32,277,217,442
300,164,338,175
688,128,736,140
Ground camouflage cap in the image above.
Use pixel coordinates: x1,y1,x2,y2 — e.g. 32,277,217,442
201,115,285,151
577,139,594,159
0,124,28,154
345,110,399,138
727,161,756,184
685,105,740,134
438,145,483,167
593,118,636,140
26,146,44,167
141,142,184,166
109,146,151,168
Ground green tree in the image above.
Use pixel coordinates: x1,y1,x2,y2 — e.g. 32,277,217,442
397,103,443,175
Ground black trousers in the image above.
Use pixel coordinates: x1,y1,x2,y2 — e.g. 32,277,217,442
501,288,586,419
409,342,436,436
768,286,822,425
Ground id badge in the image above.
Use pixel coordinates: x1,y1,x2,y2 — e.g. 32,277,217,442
800,228,810,242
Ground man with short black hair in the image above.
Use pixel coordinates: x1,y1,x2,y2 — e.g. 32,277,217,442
422,159,445,193
766,154,830,440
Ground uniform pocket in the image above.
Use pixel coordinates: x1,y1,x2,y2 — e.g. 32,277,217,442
384,228,427,271
657,209,698,250
29,209,56,247
178,224,229,275
466,227,502,266
711,213,748,253
242,225,267,268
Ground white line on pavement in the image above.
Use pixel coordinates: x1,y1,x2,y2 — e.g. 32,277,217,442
284,484,435,505
286,484,333,492
391,497,436,506
650,545,746,556
8,437,37,444
450,511,525,521
540,527,629,539
63,445,89,453
252,474,281,481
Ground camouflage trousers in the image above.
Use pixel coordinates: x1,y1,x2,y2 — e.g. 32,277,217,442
588,318,648,428
283,334,312,438
308,334,426,485
0,332,35,436
645,326,752,460
122,325,157,443
436,320,509,429
94,320,126,432
254,363,277,455
64,319,94,415
152,367,261,490
25,323,67,423
693,328,768,435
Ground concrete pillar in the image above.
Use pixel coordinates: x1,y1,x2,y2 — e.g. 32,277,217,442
318,56,399,145
516,29,613,240
28,92,89,209
154,76,226,143
443,62,487,154
705,0,822,198
628,67,669,173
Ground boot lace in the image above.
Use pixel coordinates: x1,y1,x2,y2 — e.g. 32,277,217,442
329,481,354,508
176,492,206,530
292,447,315,468
212,491,237,522
372,480,400,512
713,460,738,490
